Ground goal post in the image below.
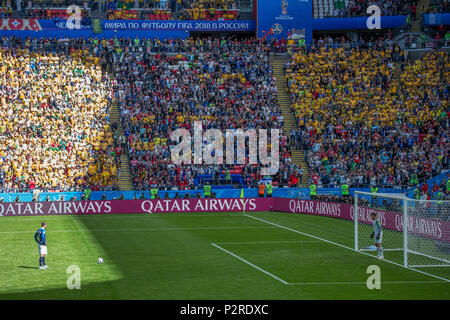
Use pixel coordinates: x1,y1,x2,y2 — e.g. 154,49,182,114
354,191,450,268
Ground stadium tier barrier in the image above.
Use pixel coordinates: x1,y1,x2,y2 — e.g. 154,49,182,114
423,13,450,26
0,37,447,57
0,198,448,243
0,187,409,202
405,170,450,200
0,15,411,40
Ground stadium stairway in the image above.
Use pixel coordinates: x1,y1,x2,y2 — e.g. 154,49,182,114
271,55,310,186
394,61,403,80
109,101,135,191
412,0,430,32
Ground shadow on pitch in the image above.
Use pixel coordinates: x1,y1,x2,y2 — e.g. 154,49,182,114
18,265,40,270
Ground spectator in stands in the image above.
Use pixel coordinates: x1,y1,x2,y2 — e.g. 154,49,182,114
0,5,12,18
427,0,449,13
0,42,119,192
175,0,238,20
315,0,417,18
111,37,295,190
285,46,449,189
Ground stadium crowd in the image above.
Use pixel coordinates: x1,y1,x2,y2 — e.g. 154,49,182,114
19,0,90,8
110,37,301,190
426,0,449,13
4,0,449,20
0,5,12,18
0,34,448,196
314,0,417,18
6,0,240,20
285,45,449,190
175,0,238,20
0,39,119,192
107,0,239,20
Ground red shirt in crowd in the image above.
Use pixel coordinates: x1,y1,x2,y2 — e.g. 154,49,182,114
421,183,429,194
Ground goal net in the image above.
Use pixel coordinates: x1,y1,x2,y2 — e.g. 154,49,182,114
405,198,450,267
354,191,450,268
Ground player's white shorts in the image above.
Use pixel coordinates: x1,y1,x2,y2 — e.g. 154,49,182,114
38,245,47,255
375,233,383,244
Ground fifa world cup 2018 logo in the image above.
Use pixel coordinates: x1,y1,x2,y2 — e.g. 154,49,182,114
271,23,283,34
281,0,288,15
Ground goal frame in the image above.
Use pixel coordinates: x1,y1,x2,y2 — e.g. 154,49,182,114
354,191,408,266
355,191,450,268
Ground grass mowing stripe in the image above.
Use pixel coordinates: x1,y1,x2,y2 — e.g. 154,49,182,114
211,243,289,285
245,213,450,283
0,226,278,234
0,213,246,221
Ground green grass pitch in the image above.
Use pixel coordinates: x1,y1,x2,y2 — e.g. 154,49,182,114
0,211,449,299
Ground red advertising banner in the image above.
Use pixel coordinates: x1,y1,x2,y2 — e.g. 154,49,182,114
0,198,275,216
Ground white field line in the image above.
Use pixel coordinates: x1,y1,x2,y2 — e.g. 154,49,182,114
215,240,323,245
211,240,447,286
211,242,289,285
288,280,447,285
407,250,450,265
244,214,450,283
410,265,450,268
360,248,403,252
0,226,278,235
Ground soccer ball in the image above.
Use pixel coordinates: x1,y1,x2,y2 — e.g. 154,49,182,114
97,258,104,264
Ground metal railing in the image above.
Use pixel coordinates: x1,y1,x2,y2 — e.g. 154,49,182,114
1,36,449,55
0,40,274,57
279,39,450,54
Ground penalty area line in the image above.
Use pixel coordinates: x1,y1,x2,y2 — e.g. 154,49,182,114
215,240,323,245
211,242,447,286
211,242,289,285
244,214,450,283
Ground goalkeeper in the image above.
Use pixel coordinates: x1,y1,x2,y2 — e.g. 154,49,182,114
370,212,384,259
